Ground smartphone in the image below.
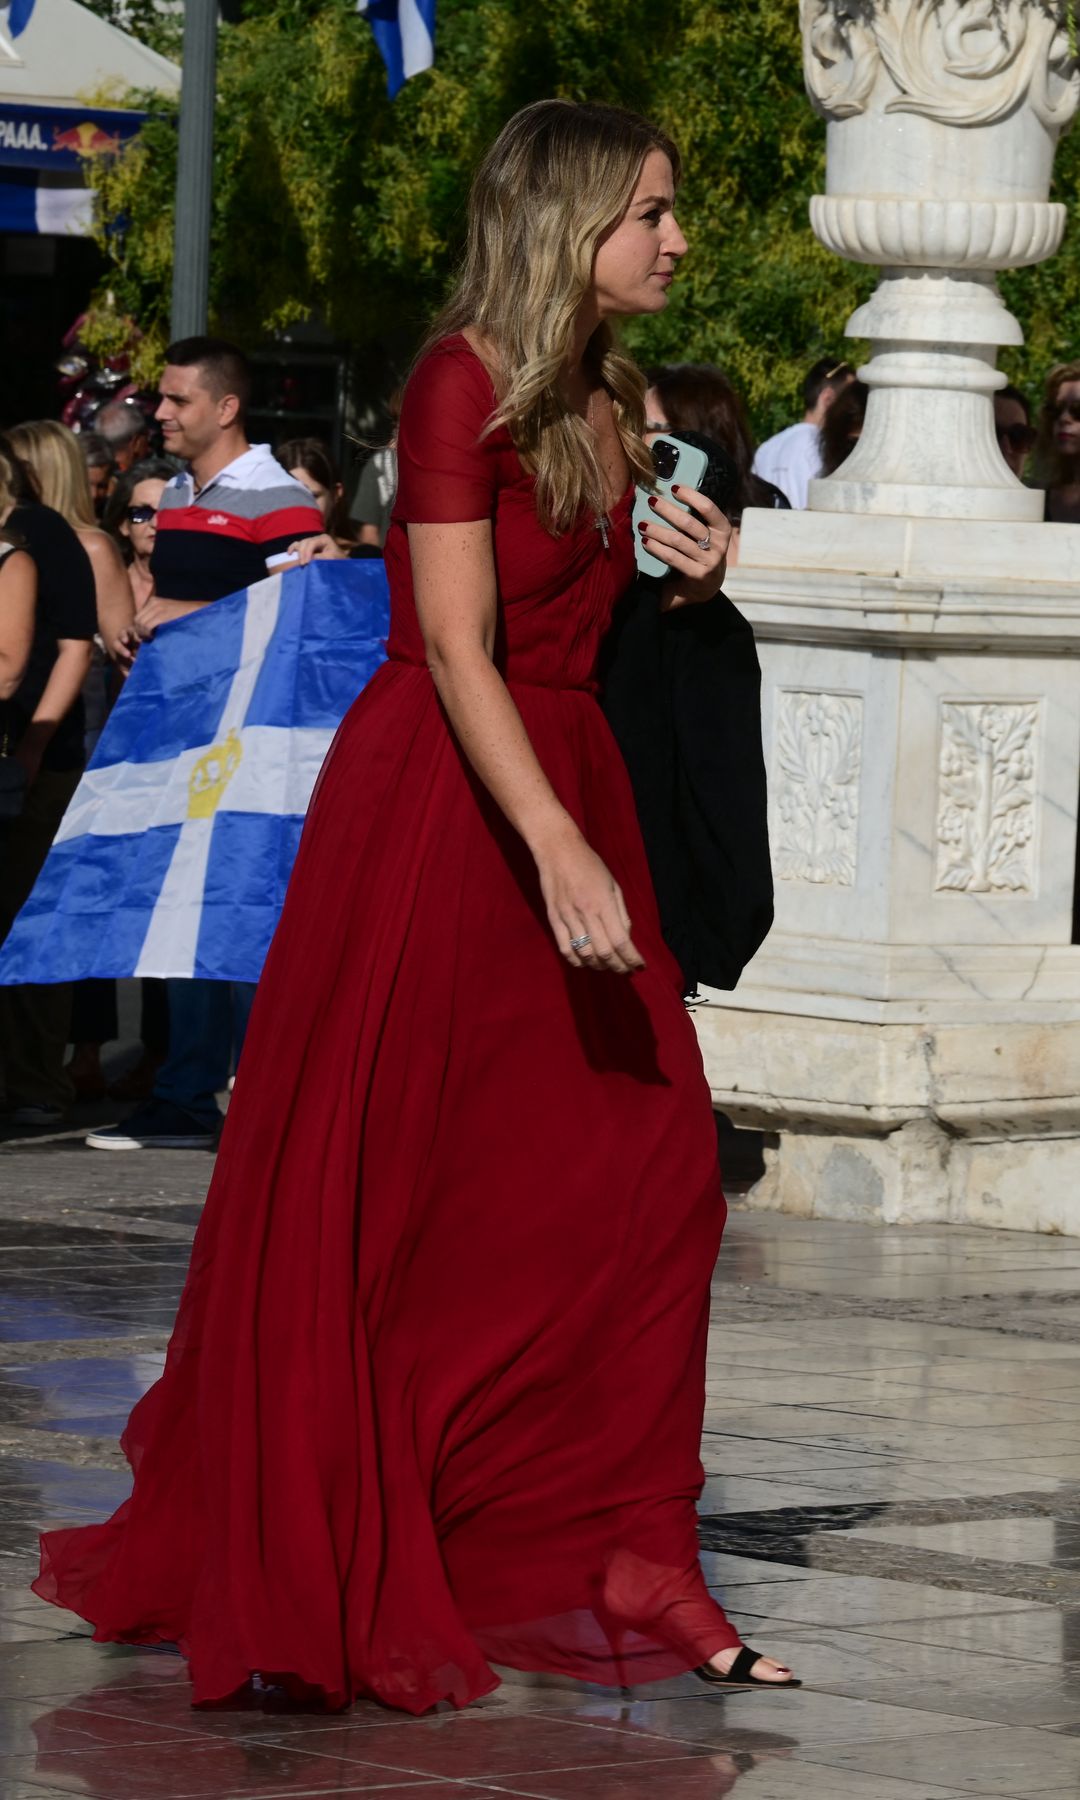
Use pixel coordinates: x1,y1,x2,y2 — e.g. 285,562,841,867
633,434,712,580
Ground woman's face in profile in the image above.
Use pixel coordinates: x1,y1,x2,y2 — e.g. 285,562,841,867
593,150,686,321
1052,379,1080,462
290,465,335,524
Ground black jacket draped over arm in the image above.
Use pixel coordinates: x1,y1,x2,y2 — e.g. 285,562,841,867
600,578,773,997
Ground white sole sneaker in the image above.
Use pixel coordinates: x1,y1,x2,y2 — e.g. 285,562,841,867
85,1128,217,1151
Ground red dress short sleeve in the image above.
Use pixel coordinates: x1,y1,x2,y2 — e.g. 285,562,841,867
394,337,499,524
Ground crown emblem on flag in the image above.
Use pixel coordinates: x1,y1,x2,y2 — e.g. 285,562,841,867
188,729,242,820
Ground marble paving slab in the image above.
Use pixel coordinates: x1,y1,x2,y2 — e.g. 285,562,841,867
839,1516,1080,1569
2,1141,1080,1796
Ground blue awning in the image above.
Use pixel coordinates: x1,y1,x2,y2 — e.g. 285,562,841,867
0,101,148,236
0,101,146,171
0,0,170,237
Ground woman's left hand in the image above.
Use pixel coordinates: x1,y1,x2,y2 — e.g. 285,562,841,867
638,486,732,613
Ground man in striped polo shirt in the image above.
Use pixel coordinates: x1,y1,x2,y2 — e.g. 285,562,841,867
88,337,323,1152
135,337,323,627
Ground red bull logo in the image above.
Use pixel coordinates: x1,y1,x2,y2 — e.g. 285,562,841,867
0,104,145,171
52,120,122,156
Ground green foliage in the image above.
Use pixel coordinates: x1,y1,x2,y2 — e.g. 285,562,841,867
1003,126,1080,396
626,0,874,434
82,98,180,384
80,0,1080,432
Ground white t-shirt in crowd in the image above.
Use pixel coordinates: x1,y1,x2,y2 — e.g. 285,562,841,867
752,420,823,510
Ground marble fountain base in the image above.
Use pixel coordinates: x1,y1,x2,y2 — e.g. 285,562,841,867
699,507,1080,1233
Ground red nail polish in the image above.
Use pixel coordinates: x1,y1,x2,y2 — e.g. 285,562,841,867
671,483,680,494
648,496,658,509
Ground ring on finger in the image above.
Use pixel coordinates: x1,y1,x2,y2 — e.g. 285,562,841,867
698,531,711,551
569,933,591,951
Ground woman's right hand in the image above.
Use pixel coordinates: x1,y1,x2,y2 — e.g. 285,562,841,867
110,625,139,671
534,821,645,975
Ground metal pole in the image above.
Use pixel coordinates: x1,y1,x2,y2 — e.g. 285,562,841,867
170,0,218,340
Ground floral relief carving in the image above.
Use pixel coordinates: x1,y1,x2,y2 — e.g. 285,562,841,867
774,691,863,886
936,700,1037,893
800,0,881,116
801,0,1079,130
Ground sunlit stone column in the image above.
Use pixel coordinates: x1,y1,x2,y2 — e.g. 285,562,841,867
697,0,1080,1233
804,0,1077,519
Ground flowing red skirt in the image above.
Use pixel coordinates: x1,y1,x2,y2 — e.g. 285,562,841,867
35,662,736,1712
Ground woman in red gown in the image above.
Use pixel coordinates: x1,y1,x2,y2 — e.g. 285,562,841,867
34,100,798,1710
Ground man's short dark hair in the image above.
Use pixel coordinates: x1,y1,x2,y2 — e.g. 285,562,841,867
163,335,252,420
804,355,854,414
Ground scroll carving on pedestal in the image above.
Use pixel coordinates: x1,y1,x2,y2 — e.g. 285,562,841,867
936,700,1038,893
774,690,863,886
800,0,880,116
801,0,1079,130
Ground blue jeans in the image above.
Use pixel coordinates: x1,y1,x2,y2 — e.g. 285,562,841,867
153,979,256,1129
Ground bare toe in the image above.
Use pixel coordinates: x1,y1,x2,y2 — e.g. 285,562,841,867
705,1648,798,1685
750,1656,795,1683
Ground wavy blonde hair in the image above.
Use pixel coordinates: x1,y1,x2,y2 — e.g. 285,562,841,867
427,99,681,533
0,437,25,548
7,419,97,532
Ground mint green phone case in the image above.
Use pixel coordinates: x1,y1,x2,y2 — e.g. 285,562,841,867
632,434,710,580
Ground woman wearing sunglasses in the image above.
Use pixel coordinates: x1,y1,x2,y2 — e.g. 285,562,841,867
103,458,181,616
97,459,181,1104
993,386,1038,485
1035,362,1080,523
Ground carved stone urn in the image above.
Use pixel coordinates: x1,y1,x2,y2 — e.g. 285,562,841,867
801,0,1079,518
696,0,1080,1235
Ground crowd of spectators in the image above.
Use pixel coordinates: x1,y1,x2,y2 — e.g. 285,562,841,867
0,336,1073,1137
0,344,354,1132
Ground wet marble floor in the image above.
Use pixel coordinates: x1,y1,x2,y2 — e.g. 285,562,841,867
0,1134,1079,1795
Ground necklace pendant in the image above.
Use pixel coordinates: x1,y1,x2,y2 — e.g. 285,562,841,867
596,512,610,550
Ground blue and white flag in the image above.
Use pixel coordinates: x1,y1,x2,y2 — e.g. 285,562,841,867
0,1,36,43
0,560,390,987
357,0,435,97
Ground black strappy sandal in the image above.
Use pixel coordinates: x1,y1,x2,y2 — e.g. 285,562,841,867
694,1645,802,1689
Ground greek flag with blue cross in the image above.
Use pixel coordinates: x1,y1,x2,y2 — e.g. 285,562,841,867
0,560,390,986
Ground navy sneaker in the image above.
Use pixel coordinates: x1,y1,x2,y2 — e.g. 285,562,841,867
86,1099,220,1151
4,1101,65,1128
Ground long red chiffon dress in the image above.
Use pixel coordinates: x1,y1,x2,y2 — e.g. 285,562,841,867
34,335,740,1713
